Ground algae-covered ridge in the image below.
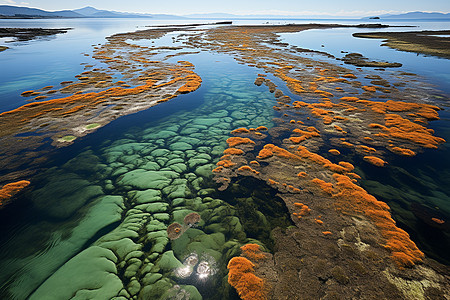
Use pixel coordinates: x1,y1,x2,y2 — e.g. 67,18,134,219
353,30,450,59
0,23,449,299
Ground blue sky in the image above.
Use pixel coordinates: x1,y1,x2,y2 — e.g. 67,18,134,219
1,0,450,16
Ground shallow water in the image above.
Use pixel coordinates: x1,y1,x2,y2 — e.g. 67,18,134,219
0,18,449,299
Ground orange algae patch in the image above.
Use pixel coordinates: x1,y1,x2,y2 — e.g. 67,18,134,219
61,105,87,115
261,144,301,161
311,178,333,194
257,148,273,159
334,125,343,132
256,126,268,131
328,149,340,155
359,145,376,153
250,160,260,166
238,165,260,175
226,137,255,147
0,180,30,205
297,172,307,178
341,141,354,148
363,156,386,167
322,231,332,235
232,128,250,134
343,73,357,79
431,218,445,224
362,86,376,92
314,89,334,98
381,114,445,149
332,174,424,268
315,219,324,225
241,244,266,261
274,70,305,93
177,74,202,94
223,148,245,155
296,146,353,173
389,147,416,156
293,202,311,219
227,257,267,300
268,179,279,185
217,160,236,168
340,96,360,102
21,90,35,96
212,166,224,173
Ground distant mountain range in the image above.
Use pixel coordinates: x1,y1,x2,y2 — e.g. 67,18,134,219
1,5,449,20
0,5,184,19
366,11,450,20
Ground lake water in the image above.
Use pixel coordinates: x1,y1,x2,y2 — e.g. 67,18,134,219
0,18,449,299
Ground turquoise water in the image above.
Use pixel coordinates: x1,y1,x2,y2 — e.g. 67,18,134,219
0,18,449,298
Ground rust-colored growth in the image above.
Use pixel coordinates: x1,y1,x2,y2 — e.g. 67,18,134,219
322,231,332,235
341,141,354,148
268,179,279,185
256,126,268,131
226,137,255,147
177,74,202,94
223,148,245,155
184,212,201,226
0,180,30,206
257,147,274,159
332,174,424,268
61,105,87,115
311,178,334,194
363,156,387,167
34,95,48,100
296,145,353,173
359,145,376,153
377,114,446,149
290,120,296,124
315,219,324,225
274,70,305,94
314,89,334,98
334,125,343,132
328,149,340,155
431,218,445,224
263,144,301,160
21,90,34,97
340,96,360,102
297,172,307,178
231,128,250,134
294,202,311,218
241,244,266,261
250,160,260,166
289,136,305,144
167,222,184,240
178,60,194,67
227,257,267,300
347,172,361,180
342,73,357,79
238,165,260,175
217,160,236,168
212,166,223,173
362,86,376,92
309,82,318,91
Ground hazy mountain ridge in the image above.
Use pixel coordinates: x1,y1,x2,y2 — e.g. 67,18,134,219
1,5,449,20
0,5,184,19
369,11,450,19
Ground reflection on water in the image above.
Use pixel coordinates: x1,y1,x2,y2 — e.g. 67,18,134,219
0,17,449,299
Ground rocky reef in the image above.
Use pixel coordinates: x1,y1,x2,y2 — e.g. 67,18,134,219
353,30,450,59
